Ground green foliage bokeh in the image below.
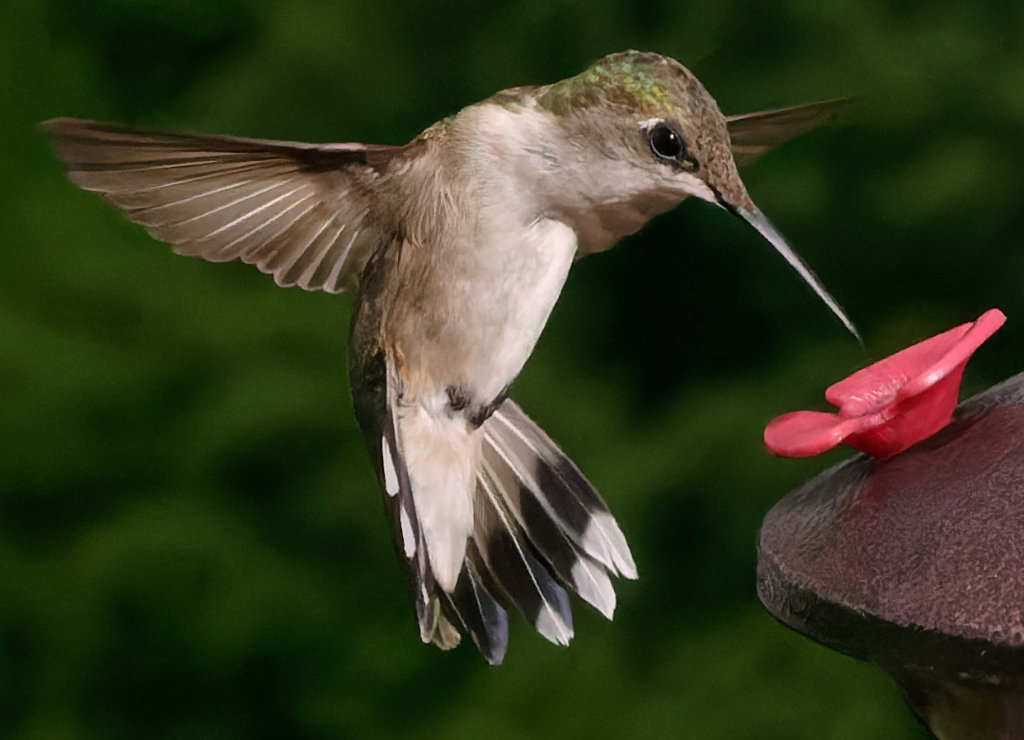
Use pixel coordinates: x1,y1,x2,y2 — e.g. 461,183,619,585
5,0,1024,737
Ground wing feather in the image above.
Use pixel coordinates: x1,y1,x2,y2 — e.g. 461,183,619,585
43,117,406,293
727,99,852,167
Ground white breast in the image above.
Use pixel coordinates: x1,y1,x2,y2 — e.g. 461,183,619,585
391,100,580,405
468,216,576,401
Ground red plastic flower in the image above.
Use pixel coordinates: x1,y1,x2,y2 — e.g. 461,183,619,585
765,309,1006,460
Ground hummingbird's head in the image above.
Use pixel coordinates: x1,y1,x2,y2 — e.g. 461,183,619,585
539,51,858,338
541,51,749,212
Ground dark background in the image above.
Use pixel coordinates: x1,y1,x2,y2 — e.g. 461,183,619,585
5,0,1023,737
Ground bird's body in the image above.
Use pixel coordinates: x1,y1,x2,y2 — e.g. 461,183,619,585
45,50,853,664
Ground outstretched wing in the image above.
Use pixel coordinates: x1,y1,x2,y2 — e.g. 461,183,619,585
727,99,851,167
43,118,410,292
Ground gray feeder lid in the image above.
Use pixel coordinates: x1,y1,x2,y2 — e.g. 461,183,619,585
758,371,1024,687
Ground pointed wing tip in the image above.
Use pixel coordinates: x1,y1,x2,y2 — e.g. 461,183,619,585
41,118,89,163
40,116,76,133
41,117,111,139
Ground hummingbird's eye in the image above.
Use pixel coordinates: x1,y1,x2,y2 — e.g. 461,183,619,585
648,123,685,161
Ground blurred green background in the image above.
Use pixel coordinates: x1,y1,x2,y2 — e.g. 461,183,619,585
4,0,1024,737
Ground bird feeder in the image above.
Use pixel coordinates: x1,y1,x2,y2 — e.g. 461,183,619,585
757,310,1024,739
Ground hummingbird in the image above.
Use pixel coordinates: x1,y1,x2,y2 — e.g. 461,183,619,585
44,50,855,665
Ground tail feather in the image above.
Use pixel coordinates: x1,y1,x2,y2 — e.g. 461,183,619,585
475,461,575,646
440,551,509,666
484,401,638,579
480,441,617,618
379,371,462,651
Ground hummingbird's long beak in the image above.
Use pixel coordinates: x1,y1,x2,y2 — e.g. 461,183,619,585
729,204,860,341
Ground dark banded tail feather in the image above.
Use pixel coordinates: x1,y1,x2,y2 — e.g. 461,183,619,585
475,462,575,646
483,401,637,579
440,549,509,666
479,445,617,618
